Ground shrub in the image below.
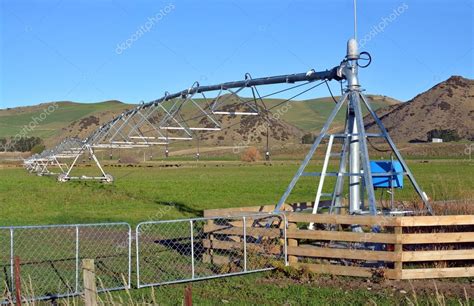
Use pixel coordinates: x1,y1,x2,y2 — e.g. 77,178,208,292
301,133,315,144
241,147,261,162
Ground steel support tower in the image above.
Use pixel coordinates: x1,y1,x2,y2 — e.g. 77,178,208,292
274,39,433,216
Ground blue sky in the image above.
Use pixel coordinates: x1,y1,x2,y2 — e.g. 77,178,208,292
0,0,473,108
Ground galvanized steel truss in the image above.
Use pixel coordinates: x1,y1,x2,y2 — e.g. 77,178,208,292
24,68,341,182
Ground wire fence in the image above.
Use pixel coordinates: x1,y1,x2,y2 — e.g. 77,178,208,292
0,214,287,303
136,213,287,288
0,223,131,304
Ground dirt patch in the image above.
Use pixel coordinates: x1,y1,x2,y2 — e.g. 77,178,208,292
263,270,473,299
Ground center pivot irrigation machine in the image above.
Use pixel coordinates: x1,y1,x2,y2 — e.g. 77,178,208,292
24,1,433,217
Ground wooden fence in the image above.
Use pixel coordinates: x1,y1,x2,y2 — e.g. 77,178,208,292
203,203,474,280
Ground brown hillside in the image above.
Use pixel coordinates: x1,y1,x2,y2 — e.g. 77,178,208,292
57,96,305,148
365,76,474,142
198,103,305,147
50,106,131,147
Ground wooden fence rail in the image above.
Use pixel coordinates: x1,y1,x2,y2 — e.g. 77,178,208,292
203,203,474,280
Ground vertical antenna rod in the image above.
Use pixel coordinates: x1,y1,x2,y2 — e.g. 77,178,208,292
353,0,358,40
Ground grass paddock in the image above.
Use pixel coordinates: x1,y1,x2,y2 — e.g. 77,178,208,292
0,159,472,304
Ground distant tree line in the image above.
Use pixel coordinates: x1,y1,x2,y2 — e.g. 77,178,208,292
0,136,43,152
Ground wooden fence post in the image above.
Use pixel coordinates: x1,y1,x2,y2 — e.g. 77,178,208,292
203,220,214,264
394,225,403,280
14,256,21,306
184,285,192,306
82,259,98,306
287,222,298,264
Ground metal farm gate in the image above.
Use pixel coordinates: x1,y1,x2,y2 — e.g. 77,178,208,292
0,214,287,303
136,213,287,287
0,223,131,304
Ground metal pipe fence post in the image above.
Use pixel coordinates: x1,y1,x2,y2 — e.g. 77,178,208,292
10,228,14,297
242,217,247,272
190,220,195,279
135,225,141,288
127,225,132,289
75,226,79,294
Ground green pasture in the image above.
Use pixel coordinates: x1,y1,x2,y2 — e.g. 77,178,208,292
0,159,471,226
0,159,471,305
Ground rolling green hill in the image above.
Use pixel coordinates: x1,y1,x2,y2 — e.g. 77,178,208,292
260,95,399,131
0,95,399,147
0,100,131,139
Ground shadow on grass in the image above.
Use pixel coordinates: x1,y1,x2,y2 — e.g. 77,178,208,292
154,200,202,217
